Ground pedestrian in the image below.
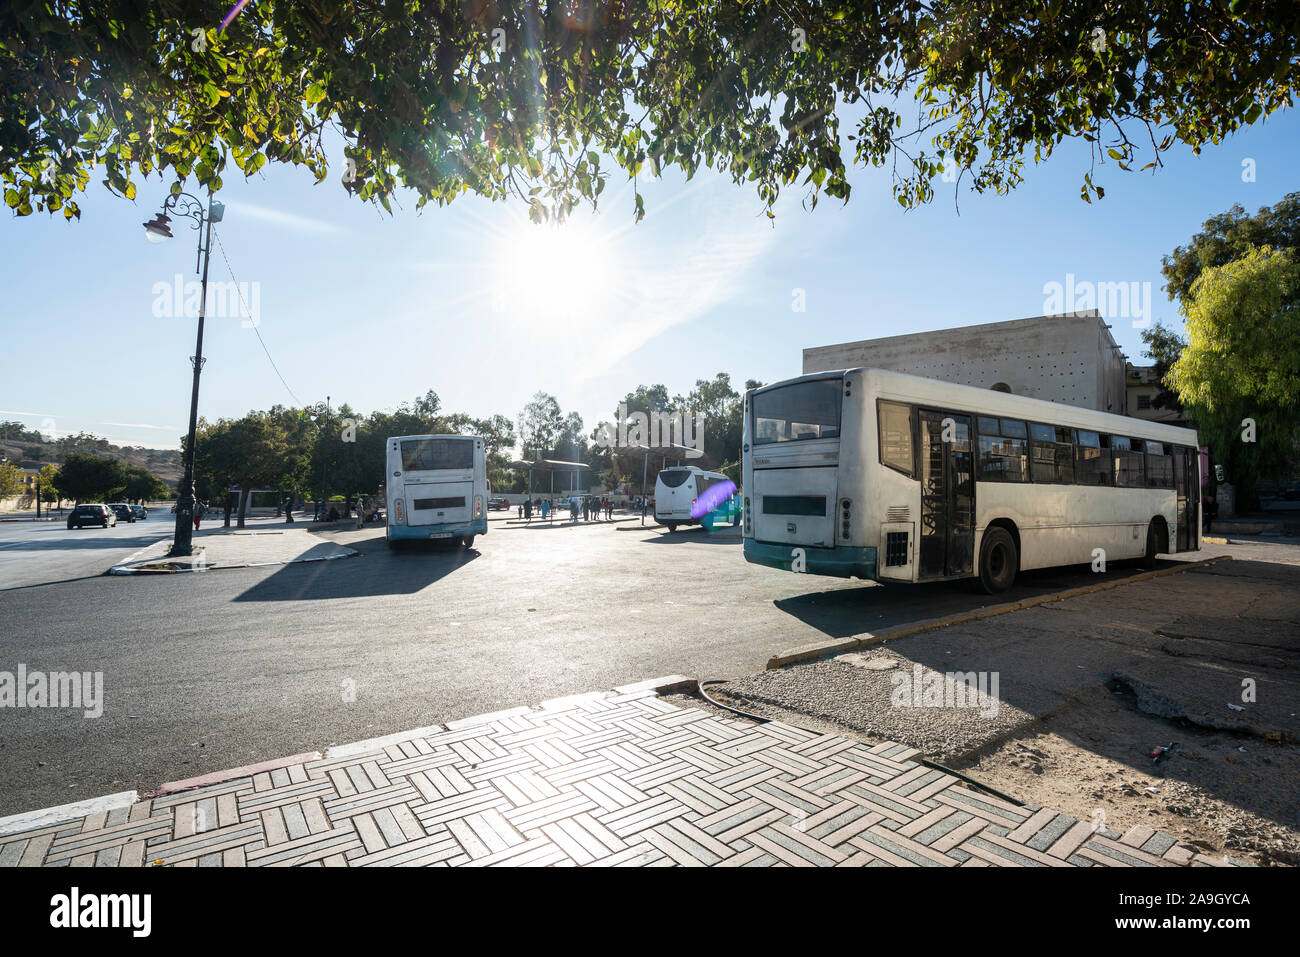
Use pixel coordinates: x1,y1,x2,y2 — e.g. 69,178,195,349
193,510,201,531
355,495,366,530
541,499,549,520
517,502,523,519
606,498,613,521
1204,494,1218,533
582,498,589,521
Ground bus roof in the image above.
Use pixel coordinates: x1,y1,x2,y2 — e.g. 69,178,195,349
749,367,1199,447
386,434,479,442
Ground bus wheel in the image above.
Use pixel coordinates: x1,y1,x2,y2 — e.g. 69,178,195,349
665,522,678,533
1140,522,1161,569
977,527,1017,594
460,535,475,549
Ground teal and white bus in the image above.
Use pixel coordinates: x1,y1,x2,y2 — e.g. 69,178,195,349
385,434,488,548
742,369,1201,593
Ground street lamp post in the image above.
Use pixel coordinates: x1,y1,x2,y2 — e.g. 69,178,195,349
144,189,225,556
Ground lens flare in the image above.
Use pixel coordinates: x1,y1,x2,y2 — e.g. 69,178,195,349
692,479,736,520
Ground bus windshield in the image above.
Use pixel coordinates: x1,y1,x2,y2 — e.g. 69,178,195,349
400,437,474,472
753,379,841,445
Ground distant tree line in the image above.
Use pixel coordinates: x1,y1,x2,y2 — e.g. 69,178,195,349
0,454,171,510
190,373,759,525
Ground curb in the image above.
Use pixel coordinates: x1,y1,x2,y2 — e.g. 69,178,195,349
144,752,323,799
765,555,1234,670
0,790,138,837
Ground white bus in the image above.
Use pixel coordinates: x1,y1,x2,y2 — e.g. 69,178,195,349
742,369,1201,593
654,465,738,531
385,434,488,548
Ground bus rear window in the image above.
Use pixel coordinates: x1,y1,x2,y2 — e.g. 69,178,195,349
400,438,474,472
753,379,842,445
659,469,691,488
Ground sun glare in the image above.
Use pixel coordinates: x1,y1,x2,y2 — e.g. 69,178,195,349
498,219,616,324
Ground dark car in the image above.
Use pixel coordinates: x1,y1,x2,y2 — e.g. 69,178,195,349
488,497,510,511
131,504,148,520
68,504,116,529
109,503,136,523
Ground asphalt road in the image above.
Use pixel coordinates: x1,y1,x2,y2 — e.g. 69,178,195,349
0,512,1214,816
0,508,173,590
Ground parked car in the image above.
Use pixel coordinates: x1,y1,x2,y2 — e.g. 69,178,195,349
67,504,115,529
108,503,136,523
488,497,510,511
131,504,148,520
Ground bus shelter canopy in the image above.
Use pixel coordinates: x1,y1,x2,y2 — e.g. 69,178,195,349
505,459,591,473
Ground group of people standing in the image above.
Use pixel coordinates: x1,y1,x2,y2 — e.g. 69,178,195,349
518,496,614,522
573,496,614,522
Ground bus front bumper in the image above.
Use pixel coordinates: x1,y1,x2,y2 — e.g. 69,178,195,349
743,539,877,580
389,518,488,541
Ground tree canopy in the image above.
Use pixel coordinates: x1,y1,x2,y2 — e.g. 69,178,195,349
55,452,128,501
4,1,1294,222
1162,191,1300,301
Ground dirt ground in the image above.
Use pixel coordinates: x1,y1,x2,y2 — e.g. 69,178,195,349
957,682,1298,866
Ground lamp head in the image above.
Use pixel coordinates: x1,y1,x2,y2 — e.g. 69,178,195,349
143,212,174,243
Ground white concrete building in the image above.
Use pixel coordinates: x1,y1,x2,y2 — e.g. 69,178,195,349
802,311,1129,414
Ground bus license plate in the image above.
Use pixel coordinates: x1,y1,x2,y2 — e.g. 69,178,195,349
429,532,454,539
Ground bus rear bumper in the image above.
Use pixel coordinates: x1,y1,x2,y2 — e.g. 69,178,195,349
743,539,877,579
389,518,487,541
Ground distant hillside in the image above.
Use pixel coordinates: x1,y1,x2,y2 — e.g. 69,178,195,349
0,423,182,487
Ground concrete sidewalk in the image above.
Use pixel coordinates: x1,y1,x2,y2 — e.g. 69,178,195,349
0,678,1237,867
108,525,358,574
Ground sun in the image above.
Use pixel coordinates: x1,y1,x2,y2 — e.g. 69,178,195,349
497,218,616,324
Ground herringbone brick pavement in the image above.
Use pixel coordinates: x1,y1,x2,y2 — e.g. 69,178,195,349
0,686,1236,867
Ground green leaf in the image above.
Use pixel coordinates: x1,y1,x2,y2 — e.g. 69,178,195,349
305,82,327,105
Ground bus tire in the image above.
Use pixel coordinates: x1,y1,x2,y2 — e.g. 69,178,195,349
977,526,1017,594
460,535,475,549
1140,521,1161,569
665,522,678,533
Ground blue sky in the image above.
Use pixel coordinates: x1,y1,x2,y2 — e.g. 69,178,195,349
0,107,1296,451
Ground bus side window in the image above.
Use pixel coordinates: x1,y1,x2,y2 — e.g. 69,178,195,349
1145,441,1173,488
878,401,914,477
1029,424,1073,483
1111,436,1145,487
1074,429,1109,486
977,418,1028,482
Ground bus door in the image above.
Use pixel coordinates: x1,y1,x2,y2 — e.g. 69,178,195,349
918,410,975,579
1173,446,1198,551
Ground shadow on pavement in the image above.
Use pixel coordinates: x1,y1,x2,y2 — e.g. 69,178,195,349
232,539,478,602
640,526,742,545
772,559,1176,638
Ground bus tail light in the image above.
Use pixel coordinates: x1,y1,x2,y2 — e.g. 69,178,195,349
840,498,851,541
394,498,406,525
744,497,751,534
474,495,483,518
